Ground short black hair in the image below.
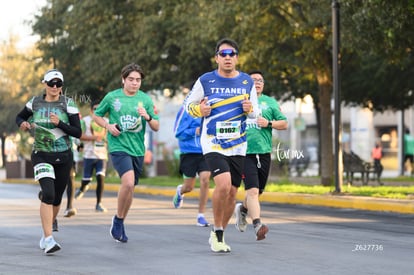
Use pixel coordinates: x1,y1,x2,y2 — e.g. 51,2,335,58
248,70,264,77
215,38,239,54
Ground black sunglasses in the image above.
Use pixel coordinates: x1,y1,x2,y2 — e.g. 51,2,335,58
46,80,63,88
216,49,238,57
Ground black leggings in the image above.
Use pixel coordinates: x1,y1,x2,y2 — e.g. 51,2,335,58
32,150,72,206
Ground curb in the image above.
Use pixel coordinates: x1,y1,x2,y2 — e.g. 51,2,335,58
258,192,414,214
3,179,414,215
136,186,414,215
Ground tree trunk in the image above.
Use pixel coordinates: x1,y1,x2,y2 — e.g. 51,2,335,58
1,134,6,168
316,70,333,186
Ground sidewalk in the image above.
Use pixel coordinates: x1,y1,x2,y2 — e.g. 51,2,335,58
1,168,413,215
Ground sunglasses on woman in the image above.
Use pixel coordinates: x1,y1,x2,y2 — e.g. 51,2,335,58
46,80,63,88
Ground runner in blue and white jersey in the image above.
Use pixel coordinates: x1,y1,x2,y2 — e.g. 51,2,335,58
184,38,259,253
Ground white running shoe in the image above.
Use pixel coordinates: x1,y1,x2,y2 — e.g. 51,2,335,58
64,208,77,217
44,236,61,254
172,185,184,208
209,231,231,253
39,236,46,250
234,203,248,232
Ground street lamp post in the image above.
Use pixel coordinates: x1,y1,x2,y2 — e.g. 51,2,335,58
332,0,342,193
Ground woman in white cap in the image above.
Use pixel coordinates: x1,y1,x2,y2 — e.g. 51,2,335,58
16,69,82,254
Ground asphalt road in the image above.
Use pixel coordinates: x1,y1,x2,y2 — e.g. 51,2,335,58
0,182,413,275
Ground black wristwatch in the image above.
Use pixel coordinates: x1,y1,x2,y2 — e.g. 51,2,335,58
146,115,152,122
267,120,272,128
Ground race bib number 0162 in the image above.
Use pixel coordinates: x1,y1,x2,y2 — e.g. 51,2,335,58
34,163,55,180
216,121,241,139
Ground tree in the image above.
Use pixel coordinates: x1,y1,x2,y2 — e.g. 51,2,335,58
220,0,335,185
26,0,349,186
0,36,44,166
32,0,219,96
29,0,414,186
340,0,414,112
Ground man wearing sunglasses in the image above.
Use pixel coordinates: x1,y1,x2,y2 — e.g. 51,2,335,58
184,38,259,253
16,69,82,254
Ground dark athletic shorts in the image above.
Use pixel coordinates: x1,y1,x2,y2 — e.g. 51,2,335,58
204,152,244,188
243,153,271,194
179,153,209,178
82,158,106,180
110,151,143,185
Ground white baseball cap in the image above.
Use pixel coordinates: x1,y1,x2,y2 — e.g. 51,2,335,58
42,69,64,82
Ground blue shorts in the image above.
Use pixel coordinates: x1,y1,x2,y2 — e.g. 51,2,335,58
110,151,144,185
82,158,106,181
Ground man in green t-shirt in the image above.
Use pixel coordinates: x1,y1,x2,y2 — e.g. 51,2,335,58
93,63,159,243
235,71,288,241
